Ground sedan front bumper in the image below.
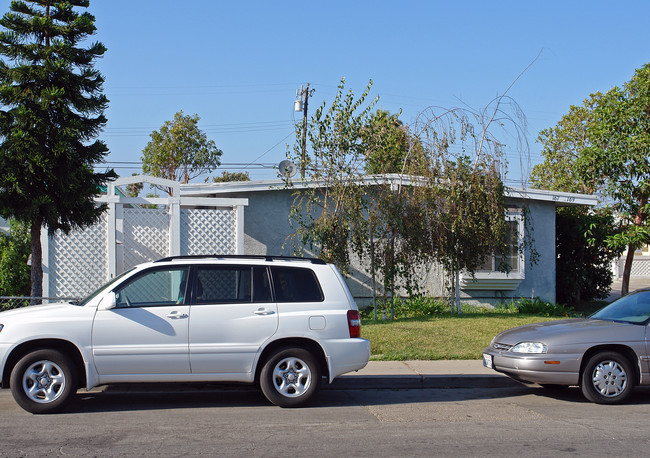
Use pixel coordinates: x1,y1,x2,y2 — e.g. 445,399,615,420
483,348,582,385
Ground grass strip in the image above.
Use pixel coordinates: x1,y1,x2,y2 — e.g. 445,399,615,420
361,314,560,360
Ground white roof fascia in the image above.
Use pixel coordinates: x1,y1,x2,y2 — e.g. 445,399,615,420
505,187,598,207
180,174,416,196
181,175,598,207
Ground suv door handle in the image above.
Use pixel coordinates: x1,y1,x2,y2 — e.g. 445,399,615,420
166,311,188,319
254,308,275,316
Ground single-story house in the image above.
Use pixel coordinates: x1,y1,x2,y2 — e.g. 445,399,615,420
180,175,598,307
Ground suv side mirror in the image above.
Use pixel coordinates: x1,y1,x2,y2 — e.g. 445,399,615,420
98,292,117,310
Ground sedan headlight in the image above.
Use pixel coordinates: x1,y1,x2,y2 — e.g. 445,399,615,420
511,341,547,354
0,323,3,332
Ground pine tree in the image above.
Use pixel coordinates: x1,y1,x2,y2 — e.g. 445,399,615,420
0,0,114,299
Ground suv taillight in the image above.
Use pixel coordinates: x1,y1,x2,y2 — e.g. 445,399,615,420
347,310,361,338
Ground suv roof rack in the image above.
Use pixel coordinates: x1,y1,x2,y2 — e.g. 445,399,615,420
154,254,327,265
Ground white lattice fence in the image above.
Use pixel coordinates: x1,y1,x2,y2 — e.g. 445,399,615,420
123,208,170,270
47,213,108,298
180,208,237,255
617,256,650,278
43,176,247,299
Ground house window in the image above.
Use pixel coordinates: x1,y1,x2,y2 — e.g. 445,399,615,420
461,211,524,290
478,219,520,273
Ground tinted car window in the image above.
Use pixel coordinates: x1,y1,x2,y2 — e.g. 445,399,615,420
271,266,324,302
194,266,272,304
114,267,188,307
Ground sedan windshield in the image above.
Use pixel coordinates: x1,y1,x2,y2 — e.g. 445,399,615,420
590,290,650,325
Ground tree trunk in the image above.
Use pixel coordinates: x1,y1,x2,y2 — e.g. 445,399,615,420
621,245,635,296
370,226,377,321
30,221,43,303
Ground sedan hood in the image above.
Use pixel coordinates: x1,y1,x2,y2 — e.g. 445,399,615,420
494,318,646,346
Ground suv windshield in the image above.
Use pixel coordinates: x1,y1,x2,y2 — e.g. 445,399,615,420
590,290,650,325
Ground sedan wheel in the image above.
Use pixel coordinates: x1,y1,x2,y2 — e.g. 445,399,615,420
10,349,77,414
581,351,634,404
260,347,320,408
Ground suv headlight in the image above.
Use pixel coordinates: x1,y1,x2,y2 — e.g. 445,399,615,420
511,341,547,354
0,324,3,332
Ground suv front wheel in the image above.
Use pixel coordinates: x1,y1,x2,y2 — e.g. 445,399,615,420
260,347,320,408
10,349,77,414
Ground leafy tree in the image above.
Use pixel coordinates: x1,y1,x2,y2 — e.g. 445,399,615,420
288,78,376,275
213,171,250,182
142,110,222,194
0,219,30,297
530,95,620,304
532,64,650,297
288,79,525,317
360,109,425,175
578,63,650,295
0,0,114,299
530,93,602,194
555,208,620,305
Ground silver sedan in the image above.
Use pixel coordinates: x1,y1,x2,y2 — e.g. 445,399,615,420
483,289,650,404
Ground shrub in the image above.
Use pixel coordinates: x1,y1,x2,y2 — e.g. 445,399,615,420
362,295,449,319
362,295,574,320
496,297,574,317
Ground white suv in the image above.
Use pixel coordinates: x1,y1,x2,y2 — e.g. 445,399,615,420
0,255,370,413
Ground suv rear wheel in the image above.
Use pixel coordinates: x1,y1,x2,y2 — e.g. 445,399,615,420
260,347,320,408
10,349,77,414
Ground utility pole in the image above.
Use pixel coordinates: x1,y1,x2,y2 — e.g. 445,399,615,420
295,83,314,179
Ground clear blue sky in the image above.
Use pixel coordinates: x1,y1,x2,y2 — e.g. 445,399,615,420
4,0,650,184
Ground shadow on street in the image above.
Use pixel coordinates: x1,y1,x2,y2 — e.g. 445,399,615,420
62,383,650,414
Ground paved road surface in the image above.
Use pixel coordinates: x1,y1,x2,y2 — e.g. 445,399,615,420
1,384,649,456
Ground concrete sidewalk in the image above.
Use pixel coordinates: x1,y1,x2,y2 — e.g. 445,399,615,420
328,360,519,390
102,360,520,394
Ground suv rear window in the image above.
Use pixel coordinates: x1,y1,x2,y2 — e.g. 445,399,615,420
271,266,324,302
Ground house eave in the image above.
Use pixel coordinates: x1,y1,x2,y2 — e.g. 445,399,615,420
181,175,598,207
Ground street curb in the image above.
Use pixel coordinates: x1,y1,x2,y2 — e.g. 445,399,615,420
327,374,520,390
100,374,520,395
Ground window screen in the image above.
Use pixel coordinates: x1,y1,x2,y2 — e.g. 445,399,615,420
271,267,323,302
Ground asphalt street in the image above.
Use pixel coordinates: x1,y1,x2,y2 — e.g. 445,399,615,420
1,382,649,457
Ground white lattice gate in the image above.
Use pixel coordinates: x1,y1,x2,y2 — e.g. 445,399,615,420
42,175,248,299
123,208,170,269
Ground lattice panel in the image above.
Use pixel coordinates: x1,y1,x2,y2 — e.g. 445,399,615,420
49,213,108,298
629,257,650,278
123,208,170,269
181,208,236,255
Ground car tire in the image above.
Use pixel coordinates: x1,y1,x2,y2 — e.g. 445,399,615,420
260,347,320,408
10,349,78,414
580,351,634,404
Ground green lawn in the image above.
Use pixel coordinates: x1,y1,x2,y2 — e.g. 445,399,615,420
361,314,561,360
